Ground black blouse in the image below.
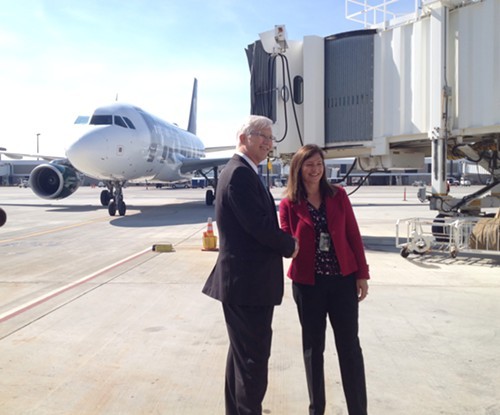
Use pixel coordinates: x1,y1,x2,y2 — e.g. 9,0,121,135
307,201,341,276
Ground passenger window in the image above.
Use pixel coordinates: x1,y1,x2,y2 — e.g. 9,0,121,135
114,116,128,128
123,117,136,129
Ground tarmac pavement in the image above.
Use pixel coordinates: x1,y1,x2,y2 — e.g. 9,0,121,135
0,185,499,414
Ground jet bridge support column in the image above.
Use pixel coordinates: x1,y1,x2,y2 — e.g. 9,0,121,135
428,4,450,208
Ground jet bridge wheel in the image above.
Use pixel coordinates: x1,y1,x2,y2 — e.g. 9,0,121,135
431,213,451,243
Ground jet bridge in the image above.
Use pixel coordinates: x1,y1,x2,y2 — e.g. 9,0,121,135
246,0,500,217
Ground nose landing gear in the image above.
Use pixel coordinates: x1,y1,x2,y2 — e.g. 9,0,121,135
99,181,127,216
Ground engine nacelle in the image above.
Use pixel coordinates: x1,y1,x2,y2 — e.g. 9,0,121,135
29,163,82,199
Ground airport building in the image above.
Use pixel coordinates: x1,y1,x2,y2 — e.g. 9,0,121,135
322,157,491,186
273,157,490,187
0,160,43,186
0,159,99,187
1,156,490,189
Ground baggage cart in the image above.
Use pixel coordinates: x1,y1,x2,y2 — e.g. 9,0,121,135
396,215,500,258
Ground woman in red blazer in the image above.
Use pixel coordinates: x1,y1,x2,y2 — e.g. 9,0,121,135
279,144,370,415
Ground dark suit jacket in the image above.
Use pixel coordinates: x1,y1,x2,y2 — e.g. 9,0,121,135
202,154,296,306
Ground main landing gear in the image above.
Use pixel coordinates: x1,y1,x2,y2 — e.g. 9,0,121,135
100,181,127,216
205,189,214,206
198,167,218,206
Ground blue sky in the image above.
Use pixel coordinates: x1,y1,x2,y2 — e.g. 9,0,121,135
0,0,418,155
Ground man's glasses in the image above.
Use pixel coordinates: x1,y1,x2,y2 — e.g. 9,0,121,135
249,131,276,142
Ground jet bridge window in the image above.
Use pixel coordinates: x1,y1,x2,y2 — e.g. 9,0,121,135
90,115,112,125
114,116,128,128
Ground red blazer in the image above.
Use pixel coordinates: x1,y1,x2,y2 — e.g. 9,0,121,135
279,186,370,285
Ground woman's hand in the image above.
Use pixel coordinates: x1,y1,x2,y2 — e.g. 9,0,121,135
357,279,369,302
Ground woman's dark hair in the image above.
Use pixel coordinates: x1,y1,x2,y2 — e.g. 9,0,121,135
285,144,334,203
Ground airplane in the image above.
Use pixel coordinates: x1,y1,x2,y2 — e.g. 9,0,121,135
1,79,232,216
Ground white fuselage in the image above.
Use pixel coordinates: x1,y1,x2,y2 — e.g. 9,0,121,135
66,103,205,182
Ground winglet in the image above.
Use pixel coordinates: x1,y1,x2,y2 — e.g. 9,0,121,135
187,78,198,135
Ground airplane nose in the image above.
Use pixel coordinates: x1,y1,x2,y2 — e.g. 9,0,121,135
66,127,111,176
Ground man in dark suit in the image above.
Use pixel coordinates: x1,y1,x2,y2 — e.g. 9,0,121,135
203,115,298,415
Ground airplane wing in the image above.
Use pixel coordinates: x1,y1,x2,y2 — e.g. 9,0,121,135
204,145,235,153
0,150,63,162
180,157,231,174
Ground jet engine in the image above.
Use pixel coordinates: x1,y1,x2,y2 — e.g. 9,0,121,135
29,162,82,199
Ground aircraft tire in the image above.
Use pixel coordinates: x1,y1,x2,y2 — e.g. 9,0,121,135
100,190,111,206
118,201,126,216
205,190,214,206
108,201,117,216
0,208,6,227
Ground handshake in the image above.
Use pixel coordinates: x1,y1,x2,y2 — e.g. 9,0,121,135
291,237,299,258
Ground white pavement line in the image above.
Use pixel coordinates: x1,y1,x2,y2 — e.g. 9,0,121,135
0,247,153,323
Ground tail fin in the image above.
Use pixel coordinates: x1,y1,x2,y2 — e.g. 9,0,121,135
187,78,198,135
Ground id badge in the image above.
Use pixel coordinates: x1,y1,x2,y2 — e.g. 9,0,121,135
319,232,331,252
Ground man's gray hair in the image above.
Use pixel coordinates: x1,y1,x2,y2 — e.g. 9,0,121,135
237,115,273,139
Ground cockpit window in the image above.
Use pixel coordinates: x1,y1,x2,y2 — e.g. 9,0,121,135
114,116,128,128
123,117,136,129
90,115,112,125
74,115,90,125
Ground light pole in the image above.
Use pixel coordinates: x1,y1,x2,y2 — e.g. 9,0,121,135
36,133,40,154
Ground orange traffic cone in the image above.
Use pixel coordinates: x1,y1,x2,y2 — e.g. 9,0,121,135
206,217,214,235
202,217,218,251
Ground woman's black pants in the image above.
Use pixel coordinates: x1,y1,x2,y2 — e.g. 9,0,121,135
292,274,367,415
